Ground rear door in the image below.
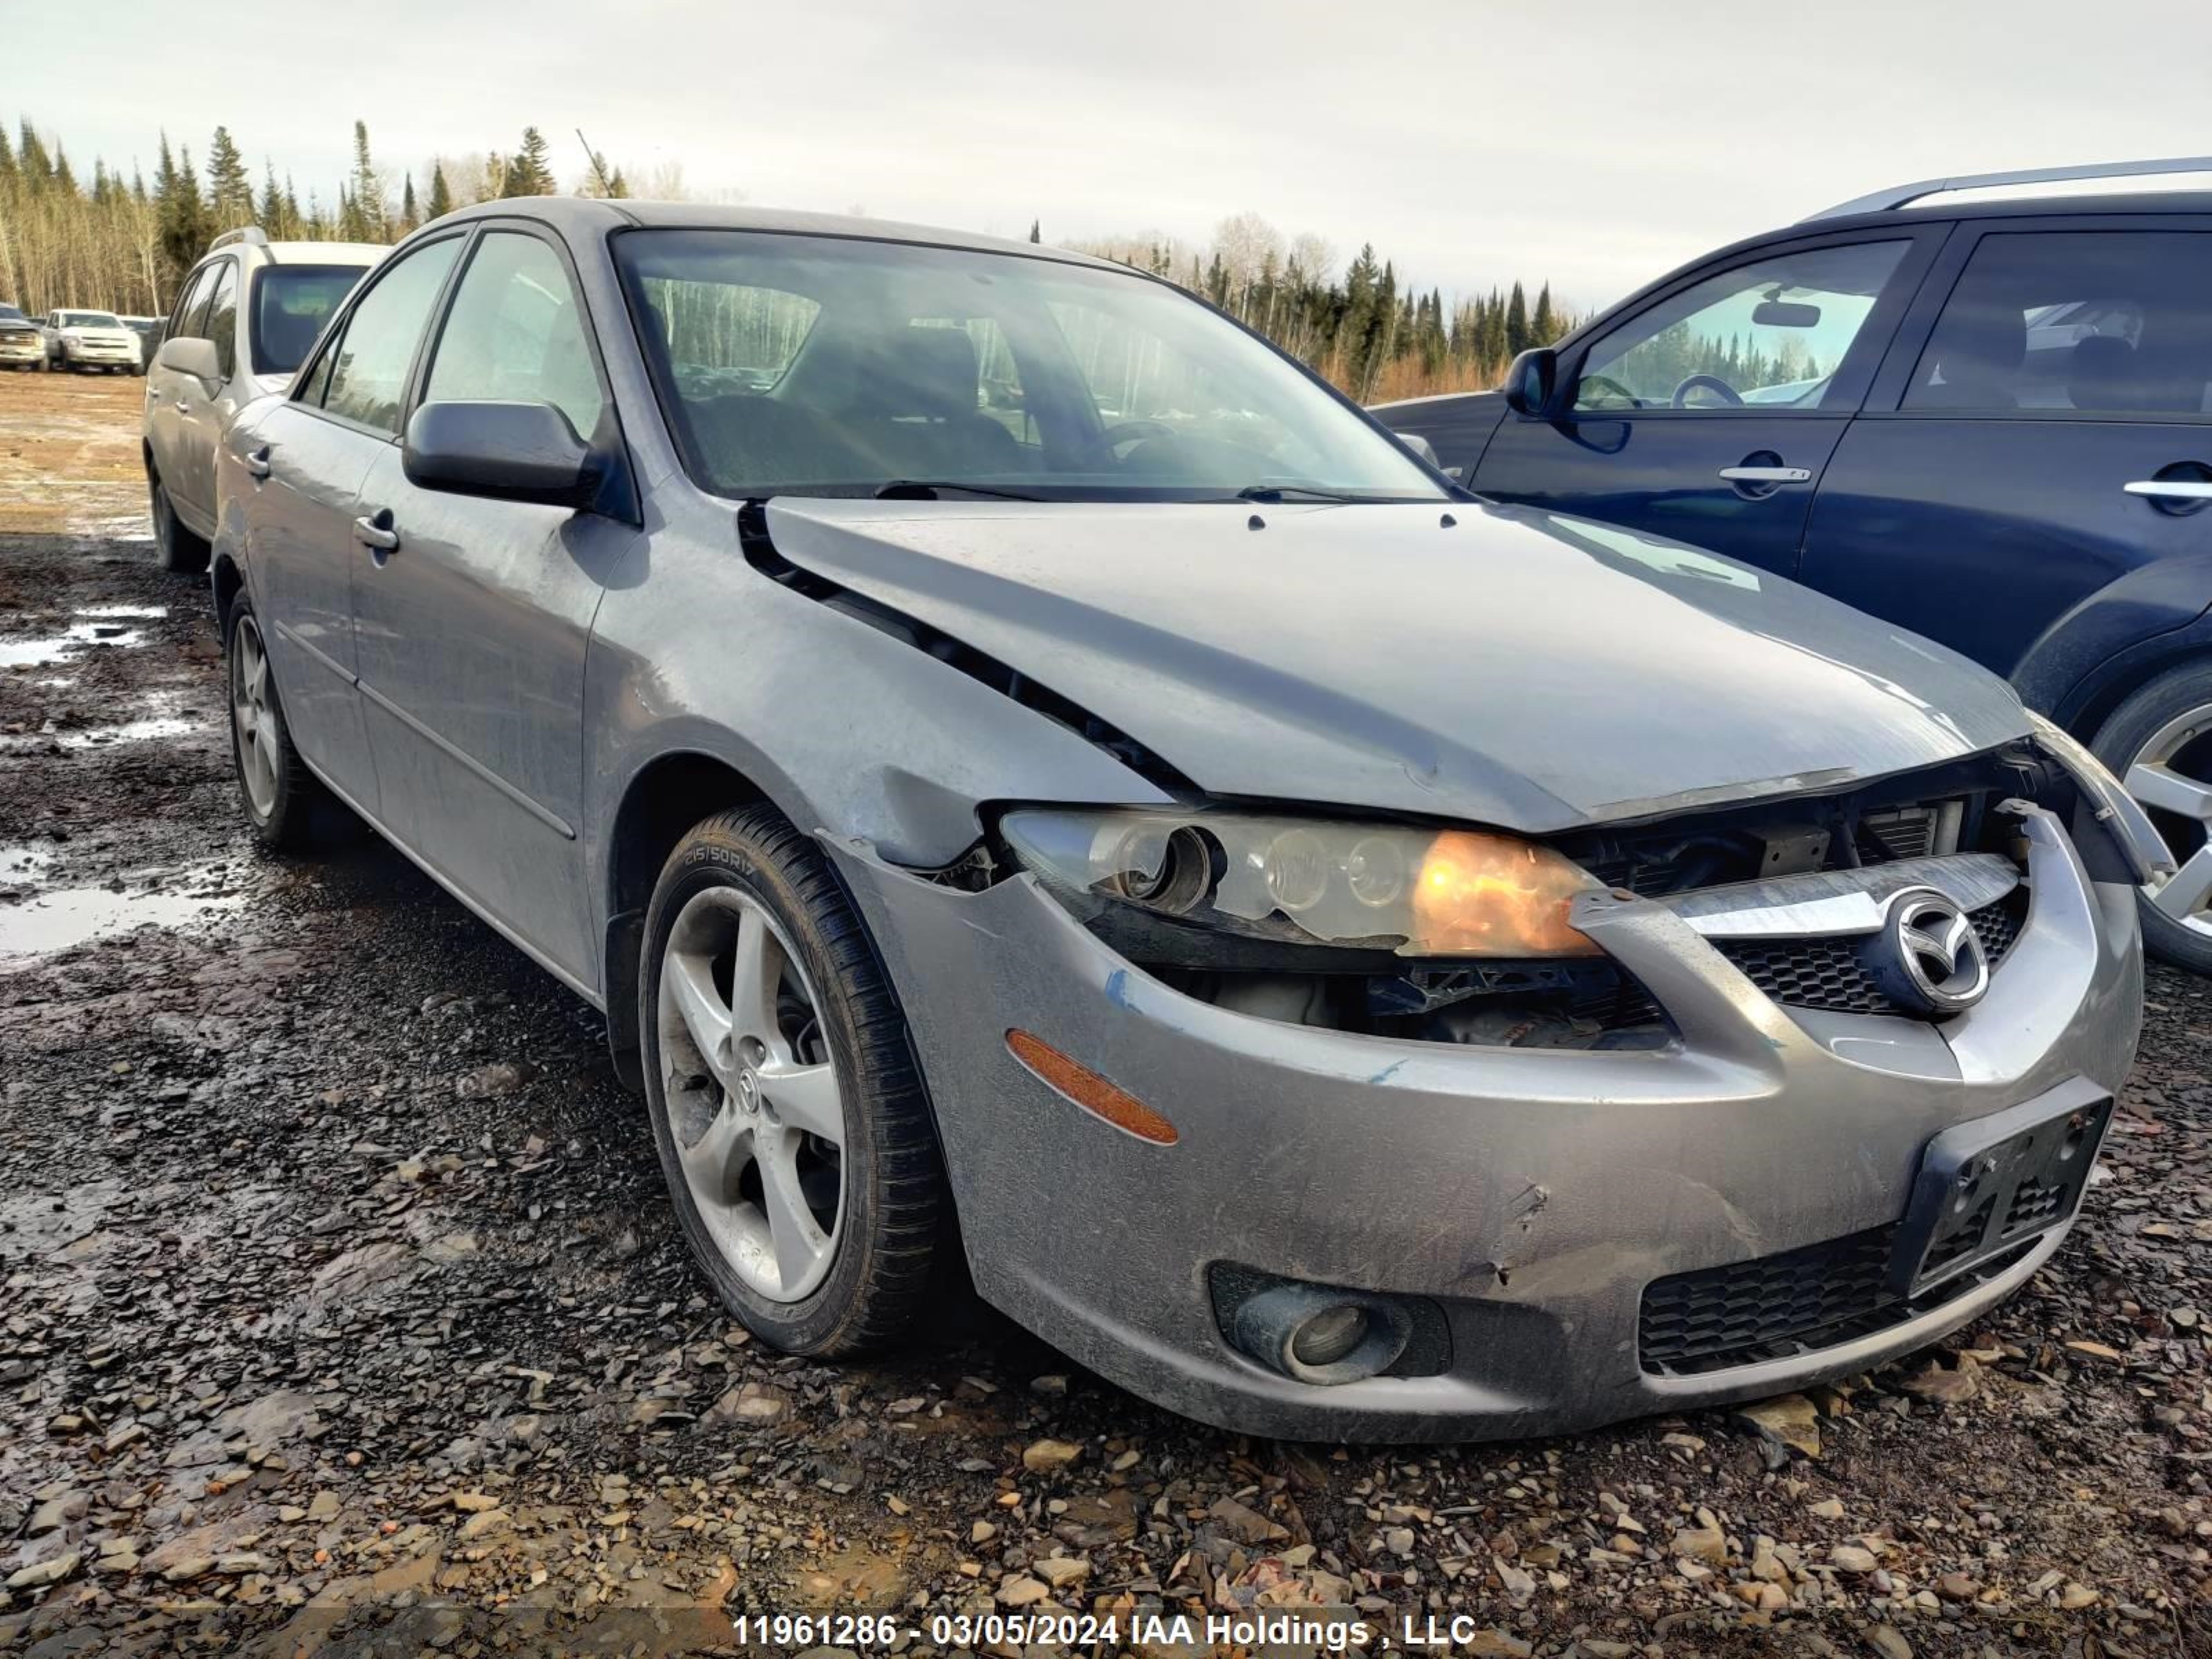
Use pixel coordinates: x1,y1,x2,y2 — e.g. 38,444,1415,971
245,235,467,813
349,225,630,985
1473,232,1940,577
1800,218,2212,677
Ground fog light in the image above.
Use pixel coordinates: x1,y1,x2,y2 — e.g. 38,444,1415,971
1289,1304,1369,1367
1228,1283,1412,1385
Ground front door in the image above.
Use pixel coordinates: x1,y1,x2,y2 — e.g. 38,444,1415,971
145,262,219,525
172,258,239,525
1474,234,1938,577
1801,218,2212,679
348,227,630,986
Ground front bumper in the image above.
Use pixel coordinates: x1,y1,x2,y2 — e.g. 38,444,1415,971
826,809,2140,1442
61,339,138,365
0,337,43,363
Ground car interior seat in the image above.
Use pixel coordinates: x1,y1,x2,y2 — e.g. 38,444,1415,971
1919,299,2026,409
2068,333,2146,411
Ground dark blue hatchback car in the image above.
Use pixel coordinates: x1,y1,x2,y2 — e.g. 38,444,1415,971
1377,158,2212,969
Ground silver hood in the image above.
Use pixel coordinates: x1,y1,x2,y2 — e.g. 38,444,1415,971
762,498,2031,832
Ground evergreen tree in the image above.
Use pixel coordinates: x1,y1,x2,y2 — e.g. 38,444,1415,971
1029,218,1041,244
1531,281,1557,346
425,162,453,222
205,125,252,227
153,135,205,283
502,127,555,197
1505,281,1530,356
345,120,386,238
400,172,418,232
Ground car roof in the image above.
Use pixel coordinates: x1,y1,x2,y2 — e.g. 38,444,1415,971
422,196,1130,274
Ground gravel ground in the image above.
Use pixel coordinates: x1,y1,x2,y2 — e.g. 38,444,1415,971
1,374,2209,1657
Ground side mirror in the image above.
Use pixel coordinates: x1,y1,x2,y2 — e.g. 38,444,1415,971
156,336,221,383
1503,347,1557,416
403,401,594,508
1393,430,1441,467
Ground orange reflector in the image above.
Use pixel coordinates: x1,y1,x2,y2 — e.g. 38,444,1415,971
1004,1029,1179,1145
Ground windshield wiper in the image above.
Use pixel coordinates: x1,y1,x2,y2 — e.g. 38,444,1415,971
873,479,1047,503
1232,483,1361,504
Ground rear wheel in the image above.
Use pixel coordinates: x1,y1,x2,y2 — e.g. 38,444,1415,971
640,805,946,1356
2092,663,2212,973
226,601,326,850
149,471,210,575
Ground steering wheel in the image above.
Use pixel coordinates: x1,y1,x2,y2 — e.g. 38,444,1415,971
1575,373,1641,411
1671,373,1744,409
1078,418,1179,467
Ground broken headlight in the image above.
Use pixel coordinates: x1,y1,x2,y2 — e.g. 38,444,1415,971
1000,808,1603,957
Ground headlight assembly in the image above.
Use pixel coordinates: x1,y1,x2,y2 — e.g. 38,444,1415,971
999,807,1603,958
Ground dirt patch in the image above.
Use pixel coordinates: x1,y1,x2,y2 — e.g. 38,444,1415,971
0,371,146,536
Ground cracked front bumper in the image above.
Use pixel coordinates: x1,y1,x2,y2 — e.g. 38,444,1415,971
825,813,2140,1443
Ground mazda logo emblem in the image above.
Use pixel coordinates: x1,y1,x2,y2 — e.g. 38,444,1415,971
1868,888,1990,1015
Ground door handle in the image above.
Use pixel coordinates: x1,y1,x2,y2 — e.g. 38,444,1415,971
2124,480,2212,500
244,447,272,480
353,512,401,554
173,398,190,413
1718,465,1812,484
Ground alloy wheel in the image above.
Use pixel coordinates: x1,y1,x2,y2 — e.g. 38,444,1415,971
230,616,279,818
2124,702,2212,937
656,887,847,1302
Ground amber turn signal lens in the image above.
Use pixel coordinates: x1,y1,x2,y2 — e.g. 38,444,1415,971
1412,830,1600,956
1005,1029,1179,1145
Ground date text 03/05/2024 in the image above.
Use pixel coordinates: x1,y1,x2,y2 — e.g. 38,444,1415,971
738,1611,1518,1651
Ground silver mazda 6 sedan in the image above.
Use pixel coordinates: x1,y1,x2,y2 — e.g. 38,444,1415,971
209,198,2157,1441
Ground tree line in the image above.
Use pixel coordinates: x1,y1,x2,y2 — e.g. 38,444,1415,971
1071,212,1571,401
0,113,1572,401
0,115,641,321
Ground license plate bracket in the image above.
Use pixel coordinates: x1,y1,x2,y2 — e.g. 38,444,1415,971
1888,1081,2110,1298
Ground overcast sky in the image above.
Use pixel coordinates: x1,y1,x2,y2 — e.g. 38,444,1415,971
16,0,2211,312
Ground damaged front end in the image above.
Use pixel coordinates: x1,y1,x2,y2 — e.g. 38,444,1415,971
977,739,2145,1050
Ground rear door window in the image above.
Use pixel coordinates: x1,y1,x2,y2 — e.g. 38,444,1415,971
1904,232,2212,416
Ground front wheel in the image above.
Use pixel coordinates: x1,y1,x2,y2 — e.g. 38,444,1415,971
640,805,947,1356
2092,663,2212,973
226,601,326,850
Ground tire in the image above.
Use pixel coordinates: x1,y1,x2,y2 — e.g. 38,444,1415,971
640,804,946,1356
224,599,326,851
149,472,210,576
2090,662,2212,973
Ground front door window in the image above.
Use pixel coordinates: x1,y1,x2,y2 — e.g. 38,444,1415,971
1572,241,1910,413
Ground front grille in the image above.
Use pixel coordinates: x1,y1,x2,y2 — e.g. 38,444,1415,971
1639,1223,2034,1376
1715,899,2023,1017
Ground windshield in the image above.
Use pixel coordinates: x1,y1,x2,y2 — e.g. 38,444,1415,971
612,229,1445,503
252,264,371,375
61,312,121,329
0,305,24,324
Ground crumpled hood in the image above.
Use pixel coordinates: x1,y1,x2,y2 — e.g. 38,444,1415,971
762,498,2030,832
